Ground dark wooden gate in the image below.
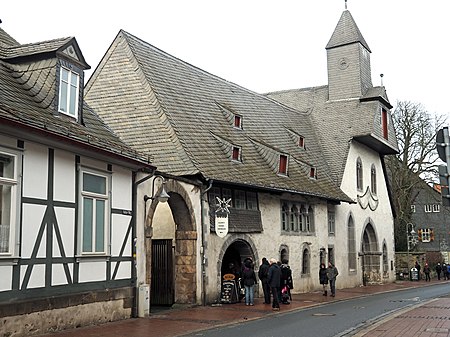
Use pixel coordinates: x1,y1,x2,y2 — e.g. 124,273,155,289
151,239,174,306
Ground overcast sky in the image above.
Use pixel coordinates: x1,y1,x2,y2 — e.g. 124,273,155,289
1,0,449,120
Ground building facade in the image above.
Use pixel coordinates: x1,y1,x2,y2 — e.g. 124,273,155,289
0,27,155,336
85,8,399,312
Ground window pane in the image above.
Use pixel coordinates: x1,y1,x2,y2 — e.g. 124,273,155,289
61,68,69,82
247,192,258,210
69,83,77,116
70,72,78,86
95,200,105,252
0,155,14,179
83,198,93,252
222,189,232,203
83,173,106,194
59,82,68,112
0,184,12,253
234,190,246,209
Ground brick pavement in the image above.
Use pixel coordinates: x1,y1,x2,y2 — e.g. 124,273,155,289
36,279,449,337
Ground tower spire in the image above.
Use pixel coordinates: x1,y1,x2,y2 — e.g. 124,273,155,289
345,0,347,10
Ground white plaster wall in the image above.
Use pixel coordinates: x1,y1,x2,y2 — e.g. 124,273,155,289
21,204,46,258
79,261,106,282
22,143,47,199
337,141,396,286
111,213,132,256
112,261,131,280
53,207,75,257
52,263,73,286
21,264,45,289
111,166,132,210
0,266,12,291
53,149,75,202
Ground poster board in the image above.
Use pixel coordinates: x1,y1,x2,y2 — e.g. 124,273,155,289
220,280,239,304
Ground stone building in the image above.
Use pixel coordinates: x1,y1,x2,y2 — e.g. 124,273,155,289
85,7,399,313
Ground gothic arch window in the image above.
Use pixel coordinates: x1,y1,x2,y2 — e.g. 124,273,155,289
356,157,363,191
348,216,357,271
290,205,299,231
382,242,388,277
371,164,377,195
302,247,310,275
281,203,289,231
280,245,289,263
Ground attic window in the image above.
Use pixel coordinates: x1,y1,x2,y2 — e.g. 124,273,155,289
309,167,316,179
298,136,305,148
58,66,80,118
232,146,242,162
278,154,288,175
234,114,242,129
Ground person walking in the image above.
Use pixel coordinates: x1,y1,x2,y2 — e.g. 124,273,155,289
443,263,448,280
436,263,442,280
319,263,328,296
326,262,339,297
423,263,431,282
241,258,257,306
258,258,271,304
267,258,281,311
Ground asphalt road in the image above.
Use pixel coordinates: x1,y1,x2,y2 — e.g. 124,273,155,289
182,283,450,337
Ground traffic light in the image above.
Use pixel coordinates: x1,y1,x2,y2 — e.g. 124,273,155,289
437,127,450,206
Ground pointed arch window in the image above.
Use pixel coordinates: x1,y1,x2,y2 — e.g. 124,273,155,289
371,164,377,194
382,243,389,277
302,247,310,275
290,205,299,231
347,216,356,271
356,157,363,191
281,203,289,231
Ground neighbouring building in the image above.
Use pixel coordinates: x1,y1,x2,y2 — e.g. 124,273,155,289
0,26,156,336
85,7,399,313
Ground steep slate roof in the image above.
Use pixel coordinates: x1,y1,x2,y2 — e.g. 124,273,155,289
85,30,352,203
0,27,152,169
326,10,371,52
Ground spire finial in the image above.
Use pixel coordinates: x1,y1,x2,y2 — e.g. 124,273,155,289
345,0,348,10
380,74,384,86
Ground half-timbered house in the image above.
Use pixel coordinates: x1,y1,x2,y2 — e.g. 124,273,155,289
0,27,155,336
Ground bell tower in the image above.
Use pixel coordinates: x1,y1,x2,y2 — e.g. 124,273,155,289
326,10,373,101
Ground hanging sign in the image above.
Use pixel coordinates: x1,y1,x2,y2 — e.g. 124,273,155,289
215,197,231,238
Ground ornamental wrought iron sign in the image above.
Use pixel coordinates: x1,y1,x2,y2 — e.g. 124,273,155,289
215,197,231,238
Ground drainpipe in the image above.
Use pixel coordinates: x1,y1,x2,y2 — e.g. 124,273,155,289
131,170,156,318
200,179,213,306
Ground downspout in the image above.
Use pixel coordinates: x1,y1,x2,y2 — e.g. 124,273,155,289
200,179,213,306
131,171,155,317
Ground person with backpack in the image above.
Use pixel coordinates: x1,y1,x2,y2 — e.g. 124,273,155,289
258,258,271,304
241,257,257,306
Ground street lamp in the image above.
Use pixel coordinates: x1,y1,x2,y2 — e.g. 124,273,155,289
144,175,170,203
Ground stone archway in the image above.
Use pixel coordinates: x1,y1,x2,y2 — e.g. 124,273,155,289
146,179,197,305
361,222,381,284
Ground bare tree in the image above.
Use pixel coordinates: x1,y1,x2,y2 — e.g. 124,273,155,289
386,101,447,251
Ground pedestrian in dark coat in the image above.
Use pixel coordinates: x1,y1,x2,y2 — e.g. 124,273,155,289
319,263,328,296
443,263,448,280
242,258,257,305
258,258,270,304
436,263,442,280
326,262,339,297
267,258,281,310
423,263,431,282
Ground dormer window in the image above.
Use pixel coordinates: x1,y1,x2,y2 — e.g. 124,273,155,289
278,154,288,175
309,167,316,179
234,114,242,129
58,66,80,118
381,108,388,140
232,146,242,162
298,136,305,149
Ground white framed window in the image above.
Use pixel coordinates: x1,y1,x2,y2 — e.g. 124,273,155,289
58,66,80,118
421,228,431,243
432,204,440,213
0,150,19,256
80,169,109,254
410,205,416,213
424,205,433,213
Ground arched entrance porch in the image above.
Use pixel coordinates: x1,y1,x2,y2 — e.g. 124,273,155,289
145,179,197,307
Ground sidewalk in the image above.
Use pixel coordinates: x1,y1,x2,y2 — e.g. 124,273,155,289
37,279,448,337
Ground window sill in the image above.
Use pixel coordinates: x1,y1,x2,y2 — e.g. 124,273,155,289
0,256,20,265
76,255,110,263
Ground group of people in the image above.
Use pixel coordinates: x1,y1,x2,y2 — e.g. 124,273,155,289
241,257,338,311
412,261,450,282
434,262,450,281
